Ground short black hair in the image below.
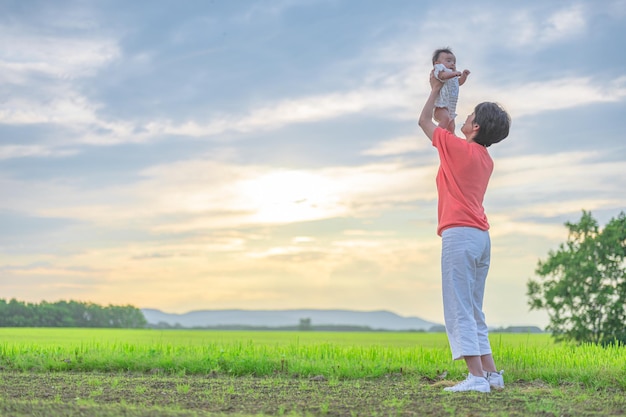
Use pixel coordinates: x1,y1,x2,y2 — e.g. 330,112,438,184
432,47,453,65
473,102,511,147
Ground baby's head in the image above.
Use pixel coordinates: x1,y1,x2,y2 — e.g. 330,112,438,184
472,102,511,147
432,47,456,71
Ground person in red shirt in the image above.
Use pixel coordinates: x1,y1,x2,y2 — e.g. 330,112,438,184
419,70,511,393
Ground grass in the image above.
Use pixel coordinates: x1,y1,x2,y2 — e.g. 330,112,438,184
0,328,625,416
1,329,624,387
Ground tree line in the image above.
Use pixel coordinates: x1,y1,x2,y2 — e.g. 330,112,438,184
0,299,147,328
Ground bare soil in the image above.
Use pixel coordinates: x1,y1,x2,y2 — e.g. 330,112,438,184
0,371,625,416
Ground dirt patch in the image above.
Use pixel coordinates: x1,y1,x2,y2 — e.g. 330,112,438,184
0,372,624,416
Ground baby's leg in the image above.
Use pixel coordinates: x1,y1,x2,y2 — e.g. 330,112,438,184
434,107,451,130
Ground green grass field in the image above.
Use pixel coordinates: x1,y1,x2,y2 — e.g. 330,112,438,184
1,328,624,386
1,329,625,416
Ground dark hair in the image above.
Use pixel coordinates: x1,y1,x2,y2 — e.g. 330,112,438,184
472,102,511,147
432,47,453,65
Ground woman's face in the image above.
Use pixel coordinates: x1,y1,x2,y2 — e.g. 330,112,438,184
461,112,476,138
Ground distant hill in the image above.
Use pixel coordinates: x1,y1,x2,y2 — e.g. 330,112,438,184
141,308,441,331
493,326,544,333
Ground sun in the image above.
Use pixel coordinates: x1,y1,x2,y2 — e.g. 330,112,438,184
237,170,343,224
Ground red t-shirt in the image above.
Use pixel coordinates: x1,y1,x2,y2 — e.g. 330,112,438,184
432,127,493,236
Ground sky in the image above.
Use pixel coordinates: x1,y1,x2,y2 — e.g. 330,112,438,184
1,0,625,328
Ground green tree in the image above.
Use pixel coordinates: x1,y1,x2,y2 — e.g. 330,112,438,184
298,318,312,331
0,298,147,328
527,210,626,344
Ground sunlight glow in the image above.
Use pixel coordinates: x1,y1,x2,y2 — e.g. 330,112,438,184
236,170,344,224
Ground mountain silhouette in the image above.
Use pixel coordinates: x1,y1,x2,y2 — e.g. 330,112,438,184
142,308,440,331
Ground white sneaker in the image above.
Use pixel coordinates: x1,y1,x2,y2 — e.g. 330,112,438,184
485,370,504,389
443,374,491,393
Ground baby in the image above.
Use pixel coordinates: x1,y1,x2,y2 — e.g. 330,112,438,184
432,47,470,133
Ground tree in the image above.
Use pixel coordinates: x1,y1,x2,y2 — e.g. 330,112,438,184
0,299,147,328
298,318,312,331
527,210,626,344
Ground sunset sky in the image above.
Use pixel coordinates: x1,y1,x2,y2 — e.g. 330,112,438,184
1,0,625,328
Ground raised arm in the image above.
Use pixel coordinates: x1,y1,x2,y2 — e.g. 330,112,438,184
418,71,443,142
458,69,470,86
437,70,462,80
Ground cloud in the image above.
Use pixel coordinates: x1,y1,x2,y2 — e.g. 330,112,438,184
0,145,79,159
0,92,102,125
508,4,587,47
362,135,430,156
146,81,414,139
0,68,416,149
1,151,438,236
542,4,587,43
461,76,626,120
0,22,129,148
2,263,109,295
0,25,119,82
1,9,618,154
489,215,566,240
1,0,624,327
490,151,626,196
237,0,324,22
139,73,624,145
143,159,436,230
5,139,621,248
484,150,626,241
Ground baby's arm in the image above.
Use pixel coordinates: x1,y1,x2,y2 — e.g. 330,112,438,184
458,69,470,86
437,70,462,81
433,63,461,81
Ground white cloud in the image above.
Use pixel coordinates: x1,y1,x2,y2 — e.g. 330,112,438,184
0,92,101,125
0,23,128,148
0,71,413,147
499,4,587,48
0,27,119,81
1,11,617,153
484,150,626,242
143,71,624,143
148,83,413,139
489,215,566,240
463,76,626,119
0,91,151,152
0,145,79,160
491,151,626,195
362,135,429,156
143,159,436,231
292,236,315,244
543,4,587,43
237,0,327,22
1,154,437,234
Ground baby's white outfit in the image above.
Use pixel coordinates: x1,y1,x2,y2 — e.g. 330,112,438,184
434,63,459,119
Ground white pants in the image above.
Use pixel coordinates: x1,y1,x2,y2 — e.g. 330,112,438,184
441,227,492,360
